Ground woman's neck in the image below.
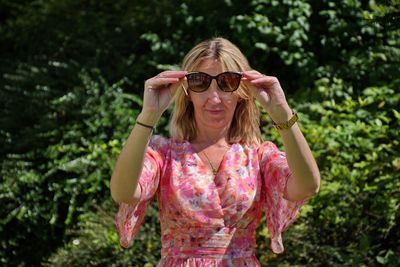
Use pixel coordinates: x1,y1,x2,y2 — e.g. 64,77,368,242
192,125,231,148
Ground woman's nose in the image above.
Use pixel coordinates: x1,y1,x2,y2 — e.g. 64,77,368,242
207,80,222,102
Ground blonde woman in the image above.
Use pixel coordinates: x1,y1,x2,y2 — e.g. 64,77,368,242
110,37,320,266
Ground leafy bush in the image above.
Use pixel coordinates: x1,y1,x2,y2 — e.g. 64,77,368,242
0,70,142,266
257,79,400,266
44,200,161,267
0,0,399,266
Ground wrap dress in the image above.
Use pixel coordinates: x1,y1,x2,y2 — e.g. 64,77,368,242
115,135,306,266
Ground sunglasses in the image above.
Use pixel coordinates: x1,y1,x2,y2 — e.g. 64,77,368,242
184,71,242,94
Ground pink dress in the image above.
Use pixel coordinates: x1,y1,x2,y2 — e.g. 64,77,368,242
115,135,307,266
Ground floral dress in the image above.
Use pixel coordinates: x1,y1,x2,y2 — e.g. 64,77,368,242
115,135,307,266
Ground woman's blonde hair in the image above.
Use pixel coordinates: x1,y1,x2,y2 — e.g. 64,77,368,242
170,37,261,145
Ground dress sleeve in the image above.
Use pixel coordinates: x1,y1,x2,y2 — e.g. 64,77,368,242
115,135,169,248
258,141,307,254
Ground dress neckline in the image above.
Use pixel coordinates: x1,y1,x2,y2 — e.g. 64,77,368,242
185,141,234,177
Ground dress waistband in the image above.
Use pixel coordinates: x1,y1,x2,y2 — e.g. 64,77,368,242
161,227,256,259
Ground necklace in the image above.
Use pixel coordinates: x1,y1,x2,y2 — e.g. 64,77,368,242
201,147,230,176
202,150,218,175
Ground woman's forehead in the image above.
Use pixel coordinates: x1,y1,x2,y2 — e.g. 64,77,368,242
196,59,225,74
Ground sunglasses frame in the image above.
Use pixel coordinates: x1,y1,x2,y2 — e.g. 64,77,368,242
183,71,242,95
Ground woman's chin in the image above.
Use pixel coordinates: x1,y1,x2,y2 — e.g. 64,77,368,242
206,119,231,129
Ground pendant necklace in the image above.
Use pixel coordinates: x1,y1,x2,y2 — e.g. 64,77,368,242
201,147,230,176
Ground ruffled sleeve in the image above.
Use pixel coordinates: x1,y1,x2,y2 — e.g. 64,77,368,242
115,135,169,248
258,141,307,254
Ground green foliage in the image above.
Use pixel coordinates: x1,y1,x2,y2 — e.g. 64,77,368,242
44,200,161,267
0,70,141,266
0,0,399,266
258,78,400,266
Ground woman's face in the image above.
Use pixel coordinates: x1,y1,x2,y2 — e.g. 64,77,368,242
188,59,240,131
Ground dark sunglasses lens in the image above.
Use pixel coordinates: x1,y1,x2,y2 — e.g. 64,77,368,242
217,73,241,92
187,73,210,92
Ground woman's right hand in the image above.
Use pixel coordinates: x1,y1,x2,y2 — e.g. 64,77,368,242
140,70,187,123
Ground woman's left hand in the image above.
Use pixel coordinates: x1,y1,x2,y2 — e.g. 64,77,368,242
242,70,292,122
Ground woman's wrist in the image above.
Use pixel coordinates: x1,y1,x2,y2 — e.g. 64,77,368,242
137,111,161,126
273,111,298,130
267,105,293,123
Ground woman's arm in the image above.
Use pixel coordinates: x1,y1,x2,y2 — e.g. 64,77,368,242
269,107,320,201
110,113,155,205
110,71,186,204
243,71,320,201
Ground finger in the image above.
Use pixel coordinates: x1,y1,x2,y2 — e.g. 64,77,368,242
157,70,187,79
242,70,263,79
146,77,180,90
242,76,270,88
169,79,184,96
250,76,276,85
250,75,280,88
148,71,186,90
243,79,271,101
242,72,267,84
161,72,187,95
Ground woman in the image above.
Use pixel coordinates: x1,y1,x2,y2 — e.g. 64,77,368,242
110,37,320,266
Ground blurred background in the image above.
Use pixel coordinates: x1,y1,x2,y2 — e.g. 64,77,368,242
0,0,399,266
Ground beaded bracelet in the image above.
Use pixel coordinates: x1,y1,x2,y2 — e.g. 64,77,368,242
273,111,298,130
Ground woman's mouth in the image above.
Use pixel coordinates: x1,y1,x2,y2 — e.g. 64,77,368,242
206,109,224,115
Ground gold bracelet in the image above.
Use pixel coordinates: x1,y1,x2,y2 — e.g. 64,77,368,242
273,111,298,130
136,120,155,131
